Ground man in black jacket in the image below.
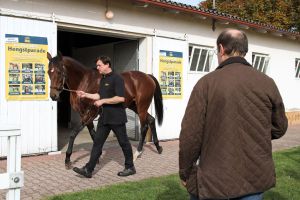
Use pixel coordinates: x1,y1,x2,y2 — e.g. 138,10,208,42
73,56,136,178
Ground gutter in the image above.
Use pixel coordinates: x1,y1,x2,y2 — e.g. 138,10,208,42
135,0,300,40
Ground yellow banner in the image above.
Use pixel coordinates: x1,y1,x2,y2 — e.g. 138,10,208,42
5,34,48,101
159,50,183,99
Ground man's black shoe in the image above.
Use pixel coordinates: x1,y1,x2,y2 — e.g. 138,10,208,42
117,167,136,177
73,166,92,178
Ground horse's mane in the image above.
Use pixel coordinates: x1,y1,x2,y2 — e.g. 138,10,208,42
61,56,100,91
63,56,95,72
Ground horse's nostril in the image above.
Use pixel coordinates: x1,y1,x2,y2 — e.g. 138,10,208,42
50,95,59,101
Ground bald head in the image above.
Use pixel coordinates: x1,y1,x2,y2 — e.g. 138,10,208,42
217,29,248,57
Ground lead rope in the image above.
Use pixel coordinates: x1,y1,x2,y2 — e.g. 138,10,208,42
63,88,101,125
50,65,100,124
62,87,78,93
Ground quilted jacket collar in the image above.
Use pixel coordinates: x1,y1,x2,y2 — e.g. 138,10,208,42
216,56,252,70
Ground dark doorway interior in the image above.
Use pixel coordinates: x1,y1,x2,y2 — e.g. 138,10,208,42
56,30,127,128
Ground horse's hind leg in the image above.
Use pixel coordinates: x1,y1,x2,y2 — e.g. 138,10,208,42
134,122,148,161
65,123,85,168
148,113,163,154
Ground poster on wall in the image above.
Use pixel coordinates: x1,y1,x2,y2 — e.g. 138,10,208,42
5,34,48,100
159,50,183,99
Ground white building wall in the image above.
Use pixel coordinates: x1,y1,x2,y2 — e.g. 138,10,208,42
138,37,150,73
0,16,57,156
246,32,300,110
0,0,299,142
152,37,189,139
186,29,300,111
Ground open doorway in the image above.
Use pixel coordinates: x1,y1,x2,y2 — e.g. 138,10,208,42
57,29,140,151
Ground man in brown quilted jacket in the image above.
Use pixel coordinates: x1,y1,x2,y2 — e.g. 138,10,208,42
179,29,288,200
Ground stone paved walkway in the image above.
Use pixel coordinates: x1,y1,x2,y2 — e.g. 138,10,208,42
0,124,299,200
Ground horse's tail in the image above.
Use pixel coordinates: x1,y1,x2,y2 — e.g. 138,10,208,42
149,74,163,125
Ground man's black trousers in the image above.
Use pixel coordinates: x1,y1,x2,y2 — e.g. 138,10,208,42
85,123,134,172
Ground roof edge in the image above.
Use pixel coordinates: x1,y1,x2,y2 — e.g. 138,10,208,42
134,0,300,40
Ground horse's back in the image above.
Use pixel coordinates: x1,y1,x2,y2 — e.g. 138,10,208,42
121,71,156,111
121,71,156,94
121,71,154,85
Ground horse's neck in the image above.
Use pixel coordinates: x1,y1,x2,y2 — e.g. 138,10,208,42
63,58,89,90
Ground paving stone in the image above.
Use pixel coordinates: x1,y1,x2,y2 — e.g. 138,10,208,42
0,125,299,200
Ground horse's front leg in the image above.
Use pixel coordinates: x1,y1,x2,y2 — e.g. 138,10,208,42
134,123,148,161
148,114,163,154
65,123,85,169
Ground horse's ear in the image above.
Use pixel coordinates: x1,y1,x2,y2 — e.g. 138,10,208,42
47,52,52,61
57,51,63,60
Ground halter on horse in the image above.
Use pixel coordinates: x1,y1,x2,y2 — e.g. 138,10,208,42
47,52,164,168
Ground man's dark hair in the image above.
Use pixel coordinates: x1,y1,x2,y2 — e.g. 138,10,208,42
95,56,111,67
217,29,248,57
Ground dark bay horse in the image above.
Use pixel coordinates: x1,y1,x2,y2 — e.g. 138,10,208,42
47,52,163,167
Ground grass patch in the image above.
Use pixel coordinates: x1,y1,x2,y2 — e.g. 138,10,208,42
46,147,300,200
264,147,300,200
46,175,188,200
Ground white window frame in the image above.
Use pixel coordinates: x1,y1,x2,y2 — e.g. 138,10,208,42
189,45,214,73
295,58,300,79
252,53,270,74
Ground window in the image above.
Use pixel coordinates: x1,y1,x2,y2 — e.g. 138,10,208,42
296,58,300,78
252,53,270,74
189,45,214,72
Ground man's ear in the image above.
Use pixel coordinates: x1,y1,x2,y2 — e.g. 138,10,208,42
219,44,225,56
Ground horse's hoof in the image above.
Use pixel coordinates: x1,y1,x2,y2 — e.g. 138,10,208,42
65,161,72,170
157,146,163,154
133,150,143,162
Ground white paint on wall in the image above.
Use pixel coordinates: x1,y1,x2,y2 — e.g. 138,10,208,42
0,16,57,156
0,0,299,143
152,37,189,140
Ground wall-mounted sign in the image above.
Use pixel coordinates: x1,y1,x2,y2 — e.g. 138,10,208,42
5,34,48,100
159,50,183,99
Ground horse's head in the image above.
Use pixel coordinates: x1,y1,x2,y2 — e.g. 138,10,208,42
47,52,65,101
